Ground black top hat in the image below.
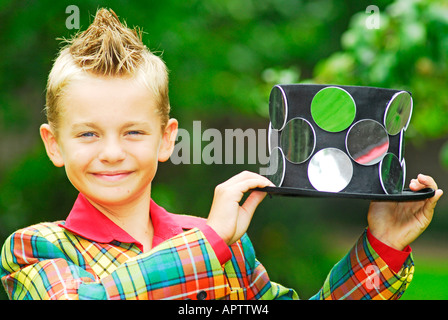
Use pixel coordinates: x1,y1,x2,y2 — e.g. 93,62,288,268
257,84,435,201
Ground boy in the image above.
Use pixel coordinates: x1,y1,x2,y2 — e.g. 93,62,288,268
0,8,443,300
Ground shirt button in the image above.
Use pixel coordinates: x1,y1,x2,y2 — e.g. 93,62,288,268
196,290,207,300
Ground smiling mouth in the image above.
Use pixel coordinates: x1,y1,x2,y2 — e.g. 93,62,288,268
91,171,133,182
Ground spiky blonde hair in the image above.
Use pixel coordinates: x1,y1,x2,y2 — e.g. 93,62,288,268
45,8,170,133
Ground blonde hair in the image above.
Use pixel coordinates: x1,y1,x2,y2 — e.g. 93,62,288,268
45,8,170,133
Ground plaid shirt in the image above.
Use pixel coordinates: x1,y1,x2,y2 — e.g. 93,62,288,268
0,194,414,300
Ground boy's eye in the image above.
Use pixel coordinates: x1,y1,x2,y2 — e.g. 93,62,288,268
126,130,144,136
79,132,97,138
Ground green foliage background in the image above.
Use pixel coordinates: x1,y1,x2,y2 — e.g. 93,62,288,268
0,0,447,300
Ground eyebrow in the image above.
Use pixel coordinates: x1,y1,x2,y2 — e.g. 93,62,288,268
71,121,152,131
71,122,99,131
121,121,152,129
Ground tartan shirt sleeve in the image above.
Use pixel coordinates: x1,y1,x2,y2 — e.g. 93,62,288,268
225,229,414,300
308,228,414,300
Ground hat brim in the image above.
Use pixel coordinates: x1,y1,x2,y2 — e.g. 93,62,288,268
254,186,435,201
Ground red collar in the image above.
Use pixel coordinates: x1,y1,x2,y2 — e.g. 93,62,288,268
60,193,207,251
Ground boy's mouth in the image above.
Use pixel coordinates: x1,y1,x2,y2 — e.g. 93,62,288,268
91,171,133,182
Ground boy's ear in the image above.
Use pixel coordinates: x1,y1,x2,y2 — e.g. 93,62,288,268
158,118,178,162
40,124,65,167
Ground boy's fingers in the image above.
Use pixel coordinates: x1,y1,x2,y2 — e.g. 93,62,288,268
223,171,273,187
410,174,438,191
235,178,273,195
213,177,272,211
217,172,272,199
408,174,443,214
221,171,254,184
418,174,438,188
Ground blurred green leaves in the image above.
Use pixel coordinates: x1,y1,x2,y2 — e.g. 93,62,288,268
313,0,448,142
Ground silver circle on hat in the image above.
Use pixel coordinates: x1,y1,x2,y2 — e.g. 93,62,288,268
383,91,413,136
280,117,316,164
265,146,286,187
269,85,288,131
307,148,353,192
379,153,404,194
401,158,406,191
345,119,389,166
268,122,280,155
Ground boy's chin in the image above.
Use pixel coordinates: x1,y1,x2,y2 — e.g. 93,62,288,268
80,188,148,208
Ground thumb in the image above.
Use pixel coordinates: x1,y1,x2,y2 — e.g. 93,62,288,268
241,190,268,217
427,189,444,212
229,191,267,245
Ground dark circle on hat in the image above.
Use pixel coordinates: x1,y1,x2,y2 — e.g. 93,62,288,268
398,129,405,161
310,86,356,132
280,117,316,164
379,153,404,194
401,158,407,189
264,147,285,187
308,148,353,192
384,91,413,136
269,85,288,131
346,119,389,166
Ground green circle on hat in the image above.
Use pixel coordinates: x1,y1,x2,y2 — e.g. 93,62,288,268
311,86,356,132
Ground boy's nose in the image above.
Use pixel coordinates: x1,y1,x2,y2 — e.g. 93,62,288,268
98,138,126,163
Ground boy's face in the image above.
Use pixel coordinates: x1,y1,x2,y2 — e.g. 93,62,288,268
40,76,177,208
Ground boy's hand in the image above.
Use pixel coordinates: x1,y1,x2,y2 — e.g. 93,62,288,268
206,171,274,245
367,174,443,250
